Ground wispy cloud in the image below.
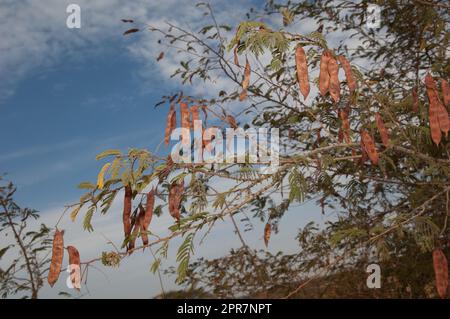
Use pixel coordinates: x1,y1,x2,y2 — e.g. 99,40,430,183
0,0,253,105
0,138,84,163
28,183,320,298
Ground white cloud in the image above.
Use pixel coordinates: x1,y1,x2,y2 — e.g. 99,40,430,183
27,184,321,298
0,0,253,105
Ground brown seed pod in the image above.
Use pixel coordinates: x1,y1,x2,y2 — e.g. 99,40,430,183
338,55,357,94
156,52,164,62
239,89,247,101
180,102,190,129
123,28,139,35
180,102,191,145
171,109,177,129
361,130,379,165
264,222,271,248
339,109,350,143
158,155,174,182
168,181,184,222
328,56,340,104
425,74,443,145
442,78,450,107
191,104,202,146
191,105,200,128
437,103,449,138
67,246,81,290
295,46,310,100
425,73,438,95
435,79,450,138
48,229,64,287
242,58,251,90
141,189,155,246
375,113,390,147
412,86,419,112
432,249,448,299
123,185,132,240
129,205,144,252
429,100,442,145
226,115,238,129
164,103,176,146
319,50,331,96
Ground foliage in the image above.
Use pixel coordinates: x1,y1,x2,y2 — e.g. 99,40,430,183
66,0,450,297
0,177,52,299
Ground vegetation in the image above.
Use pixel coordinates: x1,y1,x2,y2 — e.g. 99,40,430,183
51,0,450,298
0,177,52,299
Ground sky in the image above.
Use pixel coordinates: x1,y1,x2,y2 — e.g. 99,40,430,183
0,0,337,298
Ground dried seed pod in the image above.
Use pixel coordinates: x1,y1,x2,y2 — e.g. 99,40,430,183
442,78,450,107
425,74,443,145
171,108,177,129
191,105,202,149
156,52,164,62
375,113,390,147
432,249,448,299
242,58,251,90
226,115,238,129
164,103,176,146
123,28,139,35
319,50,331,96
295,46,310,100
339,109,350,143
168,181,184,222
338,55,357,94
158,155,174,182
425,74,450,138
48,229,64,287
191,105,200,128
264,222,271,248
67,246,81,290
123,186,132,240
239,89,247,101
437,103,449,138
412,86,419,112
180,102,190,129
180,102,190,145
141,189,155,246
425,73,438,95
129,205,144,251
429,100,442,145
361,130,379,165
328,56,340,104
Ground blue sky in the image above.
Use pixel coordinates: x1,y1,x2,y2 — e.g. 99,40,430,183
0,0,328,298
0,0,266,208
0,42,166,208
